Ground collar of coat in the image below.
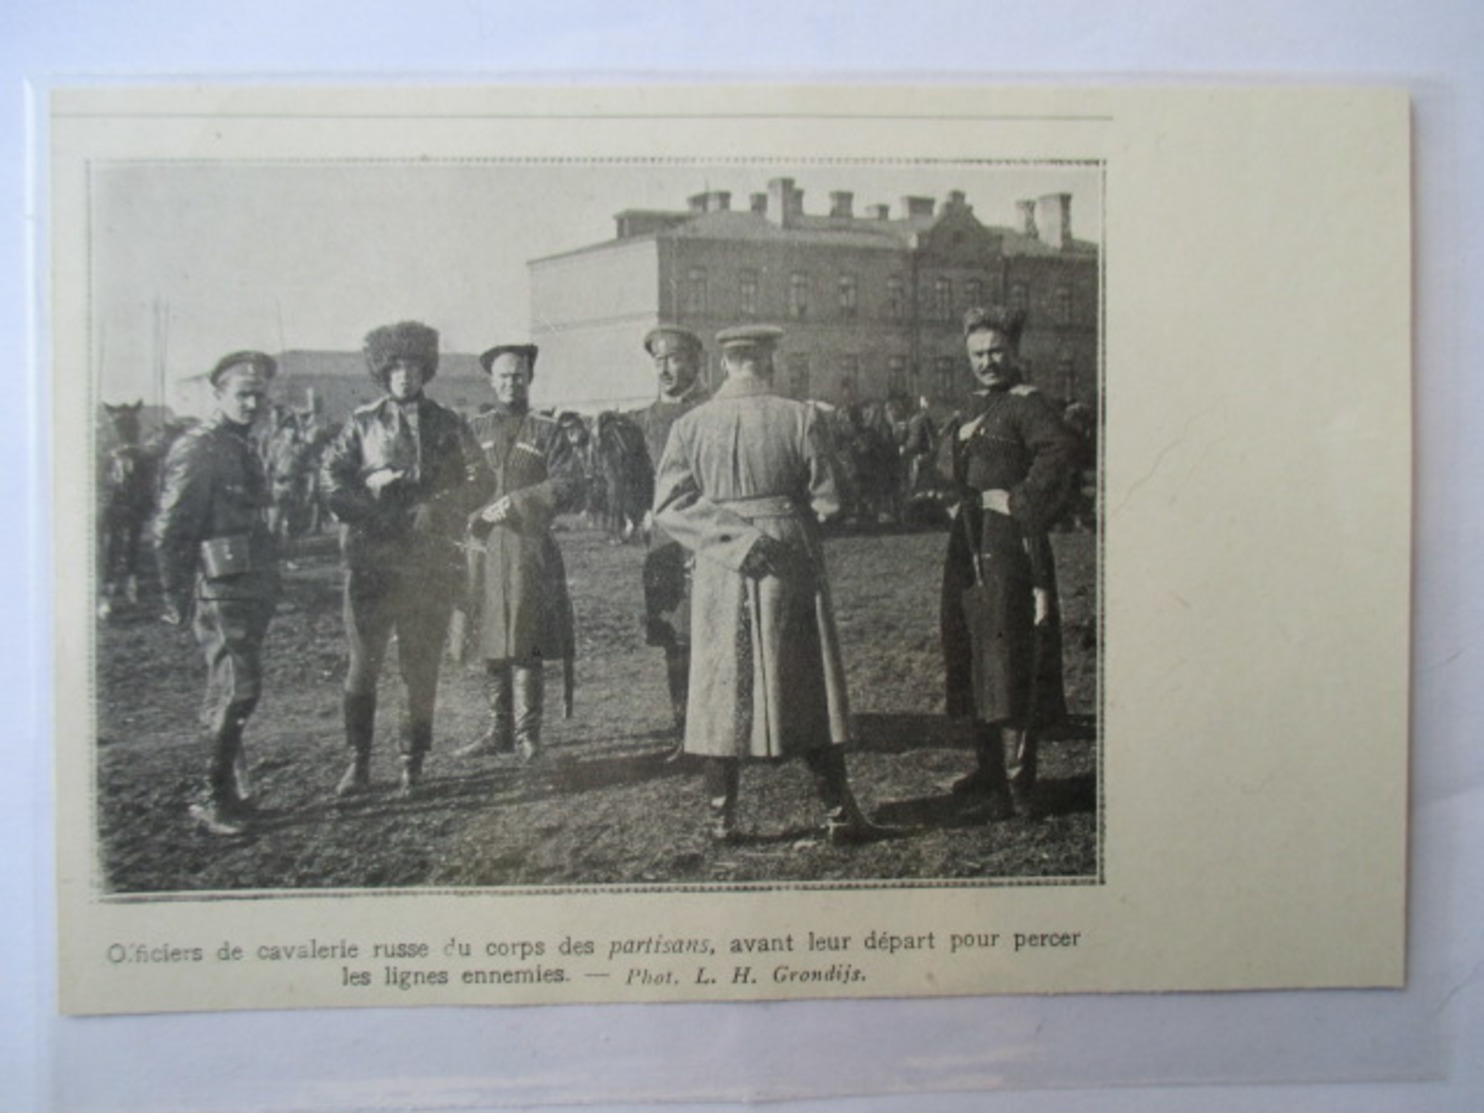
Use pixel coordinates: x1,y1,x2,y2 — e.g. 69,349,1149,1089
715,375,775,399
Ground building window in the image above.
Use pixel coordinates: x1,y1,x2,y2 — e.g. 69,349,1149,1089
686,267,708,314
887,356,908,396
788,272,810,319
1059,345,1077,400
837,275,858,317
739,270,759,317
933,276,953,321
839,355,860,401
787,355,810,399
935,356,956,399
964,278,984,308
1009,280,1029,313
1054,284,1072,324
885,275,905,320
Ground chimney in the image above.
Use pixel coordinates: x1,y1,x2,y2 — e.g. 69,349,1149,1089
902,195,935,219
829,190,854,219
750,192,768,215
940,189,969,216
1016,199,1039,238
1036,192,1073,249
866,203,890,221
768,177,803,227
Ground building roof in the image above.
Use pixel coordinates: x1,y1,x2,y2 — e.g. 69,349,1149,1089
530,205,1096,265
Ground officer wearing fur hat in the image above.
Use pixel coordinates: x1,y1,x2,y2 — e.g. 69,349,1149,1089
320,321,488,798
626,325,712,754
453,343,582,762
154,350,281,836
653,324,884,845
938,306,1078,821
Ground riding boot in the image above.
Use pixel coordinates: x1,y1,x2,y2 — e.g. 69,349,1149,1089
954,721,1016,822
805,746,885,846
396,717,431,799
455,663,515,757
218,699,257,814
662,645,689,762
191,711,249,836
704,757,740,844
334,692,376,797
1003,724,1042,819
513,664,544,762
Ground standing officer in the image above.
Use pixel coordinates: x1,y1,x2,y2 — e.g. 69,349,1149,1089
628,325,711,753
320,321,486,799
154,351,281,836
653,325,881,845
938,306,1077,820
455,344,582,762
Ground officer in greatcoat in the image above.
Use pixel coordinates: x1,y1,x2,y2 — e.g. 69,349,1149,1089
653,325,881,845
320,321,487,798
627,325,712,755
938,306,1078,820
454,343,582,762
153,350,281,836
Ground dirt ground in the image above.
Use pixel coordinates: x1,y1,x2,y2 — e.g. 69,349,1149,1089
93,520,1099,892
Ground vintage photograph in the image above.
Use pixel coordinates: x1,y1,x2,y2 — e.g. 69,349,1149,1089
87,160,1103,893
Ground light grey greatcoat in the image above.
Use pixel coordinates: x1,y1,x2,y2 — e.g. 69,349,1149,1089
653,376,851,759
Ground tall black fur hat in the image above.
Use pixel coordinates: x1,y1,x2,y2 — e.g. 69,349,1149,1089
363,321,440,383
962,305,1027,345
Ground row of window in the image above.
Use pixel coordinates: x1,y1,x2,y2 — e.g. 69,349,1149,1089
749,349,1085,402
683,267,1076,323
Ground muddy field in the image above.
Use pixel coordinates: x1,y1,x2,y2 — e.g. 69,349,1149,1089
93,520,1099,892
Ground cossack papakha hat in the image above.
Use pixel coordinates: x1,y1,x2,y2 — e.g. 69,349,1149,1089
363,321,440,383
208,350,277,387
479,344,540,377
643,325,703,356
962,305,1027,344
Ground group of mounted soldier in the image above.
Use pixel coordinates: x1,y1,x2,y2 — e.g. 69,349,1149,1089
104,306,1085,846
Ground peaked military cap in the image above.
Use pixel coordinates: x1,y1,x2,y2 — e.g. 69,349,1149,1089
363,321,440,383
208,350,277,386
479,343,540,377
716,324,784,353
643,325,703,356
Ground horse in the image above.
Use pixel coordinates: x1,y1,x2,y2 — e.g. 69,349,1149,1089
97,401,157,618
589,410,652,544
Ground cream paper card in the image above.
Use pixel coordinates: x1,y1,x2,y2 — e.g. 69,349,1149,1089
51,85,1410,1014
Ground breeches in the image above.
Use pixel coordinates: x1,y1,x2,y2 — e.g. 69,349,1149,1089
342,569,453,723
193,596,274,731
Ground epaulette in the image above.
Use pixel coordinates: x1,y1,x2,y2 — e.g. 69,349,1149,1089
352,398,386,416
527,410,558,425
1010,384,1039,397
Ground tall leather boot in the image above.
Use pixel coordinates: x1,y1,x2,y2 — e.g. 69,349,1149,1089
396,718,430,800
454,663,514,757
806,746,885,846
662,645,689,762
704,757,740,844
1003,724,1041,819
953,721,1016,822
334,692,376,797
190,708,249,836
513,663,544,763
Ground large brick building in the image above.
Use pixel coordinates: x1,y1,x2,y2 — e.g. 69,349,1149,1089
528,178,1099,410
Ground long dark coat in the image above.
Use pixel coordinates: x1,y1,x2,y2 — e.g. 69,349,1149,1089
627,386,711,646
466,406,582,665
654,377,850,759
938,383,1078,726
